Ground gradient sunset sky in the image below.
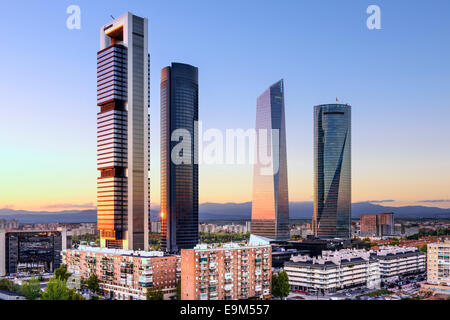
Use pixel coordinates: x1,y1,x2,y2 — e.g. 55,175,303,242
1,0,449,211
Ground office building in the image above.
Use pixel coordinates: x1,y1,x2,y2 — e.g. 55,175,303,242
160,63,199,252
251,80,289,240
420,241,450,296
62,246,180,300
312,104,351,239
360,212,395,237
181,239,272,300
0,230,68,276
96,12,150,250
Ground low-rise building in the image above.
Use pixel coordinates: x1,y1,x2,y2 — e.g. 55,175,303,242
285,249,381,293
181,238,272,300
421,241,450,296
62,246,180,300
376,246,426,279
284,246,426,293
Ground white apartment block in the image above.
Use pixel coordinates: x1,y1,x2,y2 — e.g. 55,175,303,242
376,246,426,279
285,246,426,293
285,249,381,293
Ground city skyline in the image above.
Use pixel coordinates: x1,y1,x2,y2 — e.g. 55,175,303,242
1,0,450,211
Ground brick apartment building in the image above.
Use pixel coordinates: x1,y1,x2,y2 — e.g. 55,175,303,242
62,246,180,300
181,241,272,300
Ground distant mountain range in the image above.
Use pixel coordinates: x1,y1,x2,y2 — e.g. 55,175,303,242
1,202,450,224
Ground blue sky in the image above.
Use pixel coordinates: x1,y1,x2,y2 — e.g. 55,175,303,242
0,0,449,210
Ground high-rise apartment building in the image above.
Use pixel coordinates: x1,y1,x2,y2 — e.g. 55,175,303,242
312,104,351,239
421,241,450,296
181,241,272,300
360,212,394,237
96,12,150,251
251,80,289,240
160,63,199,252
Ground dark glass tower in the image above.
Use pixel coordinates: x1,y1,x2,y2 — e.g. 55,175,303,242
312,104,351,239
160,63,199,252
251,80,290,240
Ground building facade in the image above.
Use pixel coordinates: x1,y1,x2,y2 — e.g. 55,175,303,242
0,219,19,230
376,246,426,279
160,63,199,252
251,80,289,241
96,12,150,251
285,249,381,293
360,212,394,237
421,241,450,296
0,230,67,276
312,104,351,239
285,246,425,293
62,246,180,300
181,242,272,300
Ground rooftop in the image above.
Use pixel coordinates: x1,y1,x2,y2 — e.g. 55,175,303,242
65,245,168,258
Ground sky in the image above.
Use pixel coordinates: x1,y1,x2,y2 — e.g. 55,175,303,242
0,0,449,211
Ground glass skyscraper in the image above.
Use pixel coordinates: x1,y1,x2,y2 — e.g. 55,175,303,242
160,63,199,252
96,12,150,251
251,80,290,241
312,104,351,239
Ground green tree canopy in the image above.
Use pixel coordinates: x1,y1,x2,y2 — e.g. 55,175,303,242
54,264,71,281
87,274,101,294
146,287,164,300
272,271,290,299
21,277,42,300
41,278,71,300
175,281,181,300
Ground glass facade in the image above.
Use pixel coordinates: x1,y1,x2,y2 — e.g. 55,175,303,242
251,80,290,240
5,231,62,274
161,63,199,252
96,13,149,250
312,104,351,239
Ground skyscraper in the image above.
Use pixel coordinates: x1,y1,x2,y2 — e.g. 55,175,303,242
312,104,351,239
160,63,199,252
96,12,150,251
251,80,289,241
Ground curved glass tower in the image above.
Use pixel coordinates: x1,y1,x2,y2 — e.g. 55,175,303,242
312,104,351,239
251,80,290,241
160,63,199,252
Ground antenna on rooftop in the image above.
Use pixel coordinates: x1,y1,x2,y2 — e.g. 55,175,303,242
110,15,115,20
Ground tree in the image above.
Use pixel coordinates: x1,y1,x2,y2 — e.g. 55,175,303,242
175,281,181,300
54,264,71,281
21,277,42,300
87,274,101,294
418,244,428,253
146,287,164,300
41,278,71,300
272,271,290,299
69,288,85,300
